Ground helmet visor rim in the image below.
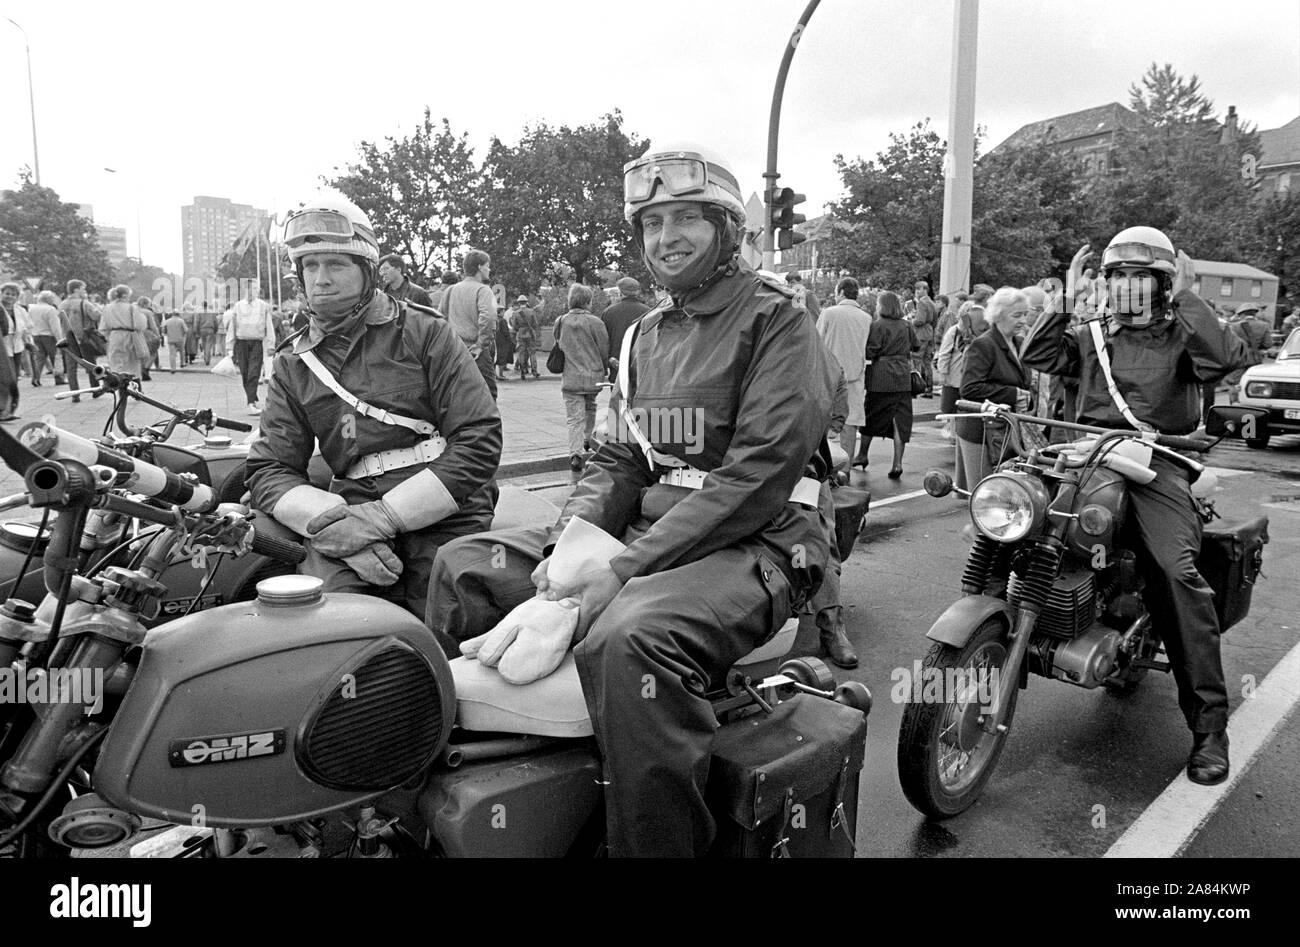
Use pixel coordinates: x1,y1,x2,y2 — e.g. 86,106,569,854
284,209,357,246
624,155,740,204
1102,241,1175,271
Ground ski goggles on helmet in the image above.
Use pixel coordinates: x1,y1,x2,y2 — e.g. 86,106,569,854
623,152,741,204
1101,241,1176,271
284,208,366,246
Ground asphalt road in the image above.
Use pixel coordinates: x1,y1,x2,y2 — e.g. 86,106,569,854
525,419,1300,858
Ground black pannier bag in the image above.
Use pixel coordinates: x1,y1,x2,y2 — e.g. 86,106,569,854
1196,515,1268,633
707,694,868,858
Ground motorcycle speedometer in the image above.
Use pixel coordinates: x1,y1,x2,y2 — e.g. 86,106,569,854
969,474,1046,543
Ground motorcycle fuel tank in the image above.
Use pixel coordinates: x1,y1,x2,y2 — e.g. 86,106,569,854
94,577,456,828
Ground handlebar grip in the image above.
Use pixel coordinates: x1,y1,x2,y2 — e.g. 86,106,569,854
251,527,306,565
1155,434,1211,453
955,399,987,413
212,416,254,434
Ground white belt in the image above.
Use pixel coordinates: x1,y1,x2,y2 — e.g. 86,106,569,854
345,436,447,480
658,468,822,509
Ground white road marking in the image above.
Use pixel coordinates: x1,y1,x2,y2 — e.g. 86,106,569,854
872,489,930,508
1104,637,1300,858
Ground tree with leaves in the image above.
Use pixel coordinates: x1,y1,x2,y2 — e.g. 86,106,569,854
1095,63,1261,260
327,110,479,276
469,111,647,294
0,170,115,293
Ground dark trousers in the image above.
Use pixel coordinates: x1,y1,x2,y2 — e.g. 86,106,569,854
1126,454,1228,733
0,345,17,417
32,335,63,382
427,524,793,857
475,345,498,400
233,339,262,404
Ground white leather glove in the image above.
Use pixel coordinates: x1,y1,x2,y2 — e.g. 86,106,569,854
460,595,581,684
341,542,403,587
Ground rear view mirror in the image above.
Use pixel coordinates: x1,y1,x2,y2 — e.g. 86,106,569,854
1206,406,1268,440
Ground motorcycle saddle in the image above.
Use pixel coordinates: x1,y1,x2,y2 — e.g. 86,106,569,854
449,619,800,739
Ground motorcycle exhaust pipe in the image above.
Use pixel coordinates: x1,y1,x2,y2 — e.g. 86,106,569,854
440,735,562,768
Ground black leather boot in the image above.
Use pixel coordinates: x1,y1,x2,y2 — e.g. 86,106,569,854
1187,730,1230,786
820,626,859,669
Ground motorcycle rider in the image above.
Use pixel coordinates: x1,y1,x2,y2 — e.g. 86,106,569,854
427,143,837,856
246,192,501,621
1020,226,1257,785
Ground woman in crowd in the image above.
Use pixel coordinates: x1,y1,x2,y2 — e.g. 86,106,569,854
137,296,161,381
935,297,985,442
554,283,609,471
956,286,1031,490
858,290,918,478
98,284,150,384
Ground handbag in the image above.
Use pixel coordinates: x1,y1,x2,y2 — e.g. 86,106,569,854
546,316,565,374
910,369,926,397
73,301,108,360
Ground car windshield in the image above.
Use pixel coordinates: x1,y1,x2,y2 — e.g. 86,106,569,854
1282,329,1300,359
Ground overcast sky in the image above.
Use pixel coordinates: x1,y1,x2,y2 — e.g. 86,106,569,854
2,0,1298,275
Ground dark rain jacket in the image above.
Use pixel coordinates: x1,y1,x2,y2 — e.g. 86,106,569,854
547,263,836,597
1019,289,1256,435
247,294,501,532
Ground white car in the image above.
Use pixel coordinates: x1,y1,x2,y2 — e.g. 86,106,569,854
1235,327,1300,448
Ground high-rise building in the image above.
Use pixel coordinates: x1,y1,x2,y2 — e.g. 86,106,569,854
71,203,129,271
181,196,268,281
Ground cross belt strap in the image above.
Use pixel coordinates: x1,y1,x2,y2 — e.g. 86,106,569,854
617,301,683,470
300,348,437,438
1086,319,1156,435
345,435,447,480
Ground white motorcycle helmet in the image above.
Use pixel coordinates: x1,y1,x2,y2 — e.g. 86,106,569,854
622,142,747,225
1101,226,1177,327
283,191,382,313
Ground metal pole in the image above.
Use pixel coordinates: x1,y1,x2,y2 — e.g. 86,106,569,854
3,17,40,184
762,0,821,271
939,0,979,295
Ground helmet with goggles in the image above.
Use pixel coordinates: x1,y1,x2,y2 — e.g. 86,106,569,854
283,192,380,266
1101,226,1176,277
623,143,746,225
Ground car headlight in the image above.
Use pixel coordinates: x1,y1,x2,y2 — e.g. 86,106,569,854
969,473,1047,543
1244,381,1272,399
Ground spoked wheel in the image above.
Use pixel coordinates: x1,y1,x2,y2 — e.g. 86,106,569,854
897,619,1019,819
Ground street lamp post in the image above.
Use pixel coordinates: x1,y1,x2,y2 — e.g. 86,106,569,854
3,16,40,184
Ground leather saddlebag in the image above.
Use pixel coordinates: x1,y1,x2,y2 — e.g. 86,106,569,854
707,694,867,858
1196,515,1268,634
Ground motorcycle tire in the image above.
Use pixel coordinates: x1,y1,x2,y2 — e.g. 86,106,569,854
897,618,1019,819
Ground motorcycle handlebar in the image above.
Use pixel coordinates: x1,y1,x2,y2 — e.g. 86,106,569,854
250,528,306,565
210,415,254,434
20,423,215,512
952,400,1211,454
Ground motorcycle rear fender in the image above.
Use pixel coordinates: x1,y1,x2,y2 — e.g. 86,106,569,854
926,594,1010,648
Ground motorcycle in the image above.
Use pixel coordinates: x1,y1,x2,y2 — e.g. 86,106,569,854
0,423,872,858
896,400,1269,818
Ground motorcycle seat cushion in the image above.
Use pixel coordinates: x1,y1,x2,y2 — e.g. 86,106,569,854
450,653,594,738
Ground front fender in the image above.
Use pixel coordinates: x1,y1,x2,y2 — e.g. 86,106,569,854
926,594,1010,648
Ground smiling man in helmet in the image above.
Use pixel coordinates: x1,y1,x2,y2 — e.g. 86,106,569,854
427,144,837,856
246,192,501,620
1021,226,1257,786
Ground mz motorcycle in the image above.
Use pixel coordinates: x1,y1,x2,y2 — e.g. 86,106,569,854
0,424,871,858
896,400,1269,818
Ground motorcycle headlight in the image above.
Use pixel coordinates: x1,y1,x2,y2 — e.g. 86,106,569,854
969,473,1047,543
1244,381,1272,399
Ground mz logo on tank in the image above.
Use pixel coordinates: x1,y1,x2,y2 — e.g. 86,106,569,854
169,729,285,767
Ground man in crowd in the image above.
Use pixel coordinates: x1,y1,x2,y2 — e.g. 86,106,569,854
442,250,499,399
60,279,100,399
1021,227,1256,787
247,192,500,621
379,254,434,309
27,288,67,389
163,309,189,370
511,294,540,378
227,282,276,415
197,306,218,364
428,142,836,856
599,276,650,382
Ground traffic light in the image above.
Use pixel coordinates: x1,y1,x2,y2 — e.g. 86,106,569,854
772,186,807,251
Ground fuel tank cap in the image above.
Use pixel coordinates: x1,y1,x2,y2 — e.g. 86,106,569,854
202,434,233,449
256,575,324,607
